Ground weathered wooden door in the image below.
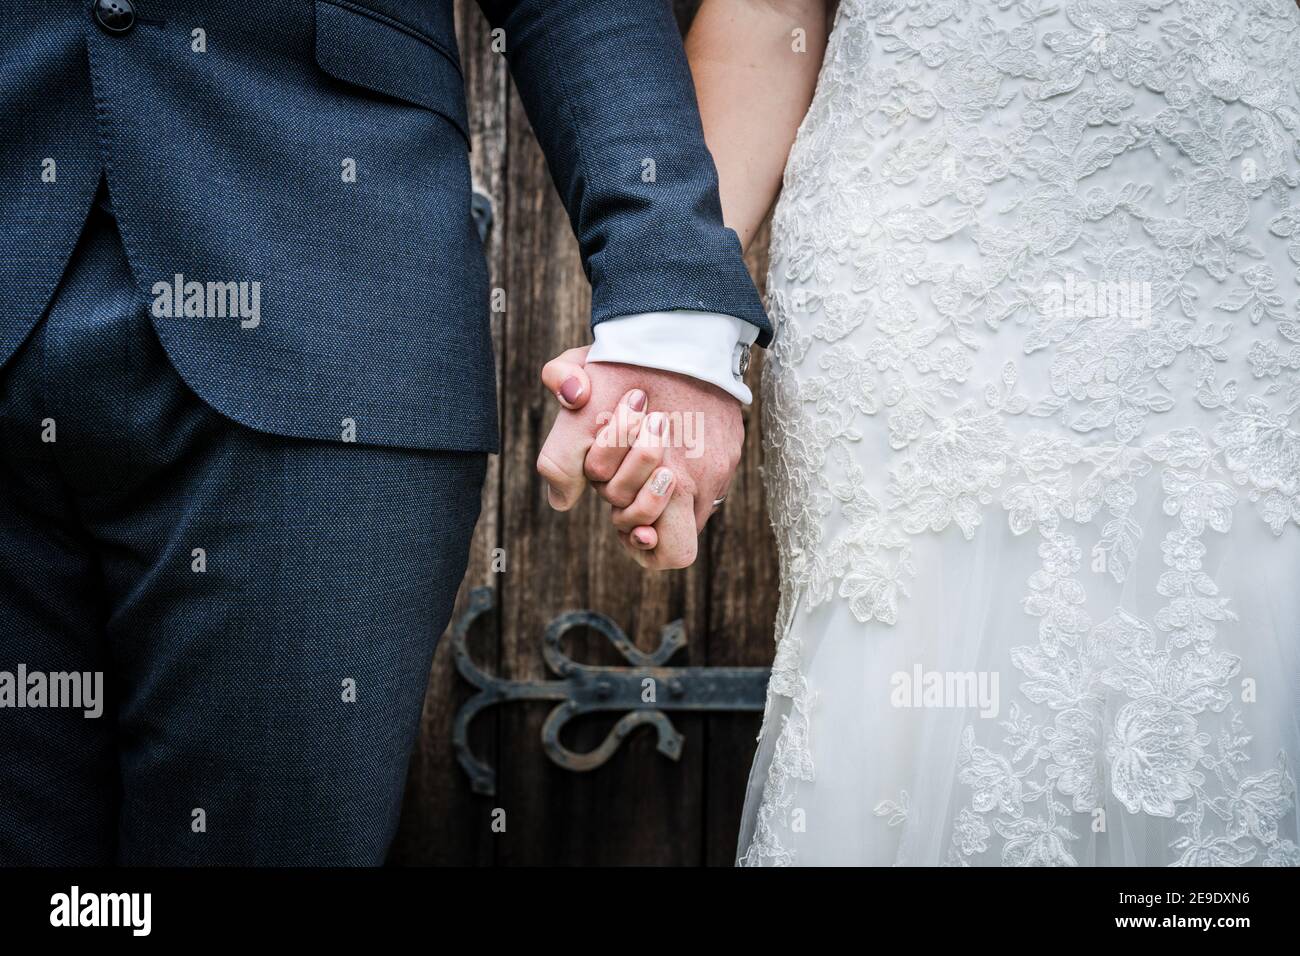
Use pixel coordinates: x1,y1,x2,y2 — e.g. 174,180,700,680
390,0,780,866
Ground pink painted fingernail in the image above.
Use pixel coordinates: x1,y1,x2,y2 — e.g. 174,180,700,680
628,389,646,412
559,376,583,405
650,468,672,496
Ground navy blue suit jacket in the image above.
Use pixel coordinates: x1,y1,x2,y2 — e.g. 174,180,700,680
1,0,769,452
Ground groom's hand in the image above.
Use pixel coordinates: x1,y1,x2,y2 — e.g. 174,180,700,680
538,355,743,570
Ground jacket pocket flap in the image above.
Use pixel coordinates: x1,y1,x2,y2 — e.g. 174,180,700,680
314,0,469,145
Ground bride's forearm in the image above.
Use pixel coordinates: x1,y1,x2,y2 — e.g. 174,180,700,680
686,0,831,251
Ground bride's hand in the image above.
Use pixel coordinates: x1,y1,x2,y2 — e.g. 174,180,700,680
540,346,593,411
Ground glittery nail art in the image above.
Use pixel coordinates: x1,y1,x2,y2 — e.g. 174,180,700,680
649,468,672,496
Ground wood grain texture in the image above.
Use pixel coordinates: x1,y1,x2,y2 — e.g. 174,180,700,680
391,0,779,866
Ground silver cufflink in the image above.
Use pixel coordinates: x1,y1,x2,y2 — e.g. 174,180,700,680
734,343,751,379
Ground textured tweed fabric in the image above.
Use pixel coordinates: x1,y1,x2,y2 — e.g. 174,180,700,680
1,0,769,453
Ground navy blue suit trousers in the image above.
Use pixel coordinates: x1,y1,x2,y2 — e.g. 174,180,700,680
0,192,486,864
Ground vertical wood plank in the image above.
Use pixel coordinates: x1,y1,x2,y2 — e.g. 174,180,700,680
702,218,779,866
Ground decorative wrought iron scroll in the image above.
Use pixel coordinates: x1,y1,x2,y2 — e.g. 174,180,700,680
451,587,771,796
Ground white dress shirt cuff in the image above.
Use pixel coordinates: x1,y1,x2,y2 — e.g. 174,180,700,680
587,310,760,405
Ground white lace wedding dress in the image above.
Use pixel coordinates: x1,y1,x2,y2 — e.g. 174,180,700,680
737,0,1300,866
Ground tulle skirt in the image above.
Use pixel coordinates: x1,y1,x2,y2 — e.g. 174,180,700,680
737,462,1300,865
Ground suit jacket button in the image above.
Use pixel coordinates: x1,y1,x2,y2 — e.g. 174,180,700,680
93,0,136,34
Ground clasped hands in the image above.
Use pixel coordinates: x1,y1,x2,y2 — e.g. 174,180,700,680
536,348,743,569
